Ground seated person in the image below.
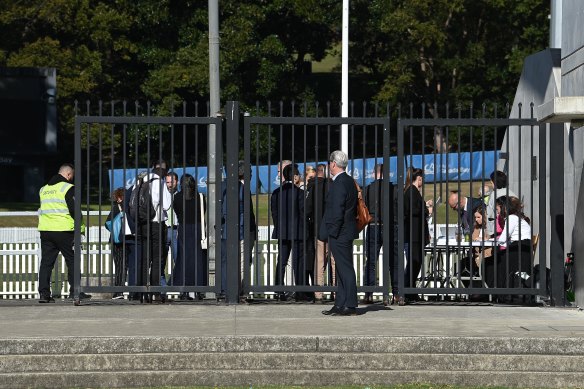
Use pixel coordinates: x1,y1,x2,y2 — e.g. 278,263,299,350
494,196,533,292
471,205,494,288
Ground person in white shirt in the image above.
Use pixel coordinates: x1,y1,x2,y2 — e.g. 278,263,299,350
138,164,172,303
493,196,533,296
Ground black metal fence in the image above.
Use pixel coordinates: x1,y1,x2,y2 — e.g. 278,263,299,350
67,100,558,305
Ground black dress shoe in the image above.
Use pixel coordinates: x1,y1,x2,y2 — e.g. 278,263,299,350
321,306,341,315
38,295,55,303
79,292,92,300
333,307,357,316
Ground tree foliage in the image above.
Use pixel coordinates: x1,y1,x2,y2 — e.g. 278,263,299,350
0,0,549,160
350,0,549,115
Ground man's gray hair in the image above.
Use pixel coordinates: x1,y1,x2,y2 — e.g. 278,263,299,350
329,150,348,169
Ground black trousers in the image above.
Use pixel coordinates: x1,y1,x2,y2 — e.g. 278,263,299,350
38,231,74,297
137,222,166,288
275,239,305,286
364,225,383,296
329,236,358,308
112,243,127,287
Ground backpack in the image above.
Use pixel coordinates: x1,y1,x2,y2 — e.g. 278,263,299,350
128,176,157,224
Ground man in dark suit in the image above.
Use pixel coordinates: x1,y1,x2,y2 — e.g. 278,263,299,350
447,190,483,232
306,163,334,301
318,150,358,316
362,163,390,304
271,164,305,301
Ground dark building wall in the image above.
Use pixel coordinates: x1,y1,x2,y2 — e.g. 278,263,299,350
561,0,584,308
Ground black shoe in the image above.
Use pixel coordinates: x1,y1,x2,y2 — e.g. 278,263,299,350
79,292,92,300
152,293,166,304
278,293,288,302
333,307,357,316
38,295,55,304
469,294,489,302
180,293,194,301
140,293,152,304
321,306,341,315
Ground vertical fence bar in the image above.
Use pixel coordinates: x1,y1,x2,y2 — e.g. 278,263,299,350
225,101,240,304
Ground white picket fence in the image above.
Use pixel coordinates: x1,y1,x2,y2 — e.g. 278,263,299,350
1,233,377,299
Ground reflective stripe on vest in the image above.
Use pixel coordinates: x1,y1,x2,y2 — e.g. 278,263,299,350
38,182,75,231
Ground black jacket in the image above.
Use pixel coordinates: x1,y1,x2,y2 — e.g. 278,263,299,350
318,172,358,241
305,176,329,236
404,185,430,245
271,182,305,240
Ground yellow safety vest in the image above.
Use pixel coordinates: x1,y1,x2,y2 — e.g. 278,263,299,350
38,182,84,233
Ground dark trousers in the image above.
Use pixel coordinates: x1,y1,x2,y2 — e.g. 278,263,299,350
112,243,127,287
329,236,357,308
404,241,423,297
304,236,316,286
138,222,166,288
495,240,533,289
38,231,74,297
126,239,140,286
364,225,383,297
173,223,206,287
275,239,305,286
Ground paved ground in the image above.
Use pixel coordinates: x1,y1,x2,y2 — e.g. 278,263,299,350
0,299,582,339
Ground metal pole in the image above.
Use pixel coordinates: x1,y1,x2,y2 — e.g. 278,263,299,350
208,0,220,293
341,0,349,154
550,0,562,49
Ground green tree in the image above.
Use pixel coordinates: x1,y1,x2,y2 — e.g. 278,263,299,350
350,0,549,115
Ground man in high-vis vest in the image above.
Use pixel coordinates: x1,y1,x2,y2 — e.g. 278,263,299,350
38,163,90,303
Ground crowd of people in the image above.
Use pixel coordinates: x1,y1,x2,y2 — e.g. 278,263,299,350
37,158,536,309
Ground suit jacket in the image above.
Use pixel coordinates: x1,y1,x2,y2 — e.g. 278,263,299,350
305,176,329,236
271,182,305,240
460,196,484,231
221,181,257,240
318,172,358,241
404,185,430,245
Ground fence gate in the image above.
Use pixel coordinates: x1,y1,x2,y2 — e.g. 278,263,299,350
231,101,393,305
73,105,223,304
396,114,548,302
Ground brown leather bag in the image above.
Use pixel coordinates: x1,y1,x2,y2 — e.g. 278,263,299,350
354,180,373,232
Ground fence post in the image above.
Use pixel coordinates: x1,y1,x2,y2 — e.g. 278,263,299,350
549,122,565,305
73,116,82,305
225,101,240,304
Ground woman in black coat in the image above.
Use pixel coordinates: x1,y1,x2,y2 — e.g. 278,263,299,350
402,167,430,305
172,174,206,299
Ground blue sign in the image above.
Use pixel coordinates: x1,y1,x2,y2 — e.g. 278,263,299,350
109,150,499,195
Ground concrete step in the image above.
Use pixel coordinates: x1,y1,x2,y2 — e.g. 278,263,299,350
2,336,584,355
2,352,584,373
2,336,584,388
2,369,584,389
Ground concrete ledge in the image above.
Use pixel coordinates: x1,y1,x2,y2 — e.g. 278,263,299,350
2,369,584,388
537,96,584,123
2,336,584,356
2,352,584,373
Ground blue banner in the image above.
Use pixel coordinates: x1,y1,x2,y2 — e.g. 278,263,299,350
108,150,499,195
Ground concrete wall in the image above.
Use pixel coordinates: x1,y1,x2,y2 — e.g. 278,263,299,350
503,49,560,272
561,0,584,308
